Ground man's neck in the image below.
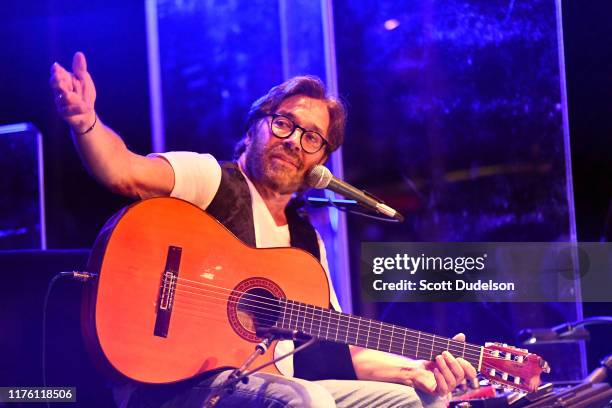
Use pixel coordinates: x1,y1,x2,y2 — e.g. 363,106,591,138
238,158,291,226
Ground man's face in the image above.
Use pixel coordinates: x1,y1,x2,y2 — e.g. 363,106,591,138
244,95,330,194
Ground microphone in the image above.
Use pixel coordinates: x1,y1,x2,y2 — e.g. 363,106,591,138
305,165,404,222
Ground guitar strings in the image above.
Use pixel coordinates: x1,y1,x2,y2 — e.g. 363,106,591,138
170,276,485,356
172,282,483,359
172,281,490,362
171,297,511,369
170,294,521,367
168,283,495,362
167,303,519,384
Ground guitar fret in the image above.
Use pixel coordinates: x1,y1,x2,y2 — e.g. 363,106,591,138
376,322,381,350
355,316,361,345
345,315,350,343
462,341,466,359
366,320,371,348
325,308,330,340
334,310,340,341
316,306,322,338
317,307,323,336
416,331,421,359
297,302,302,331
389,325,394,353
430,334,436,360
447,337,450,353
293,302,298,331
281,299,287,329
401,328,406,356
308,305,313,334
294,301,298,331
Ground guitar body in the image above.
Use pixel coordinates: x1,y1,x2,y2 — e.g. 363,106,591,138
82,197,330,384
83,197,551,392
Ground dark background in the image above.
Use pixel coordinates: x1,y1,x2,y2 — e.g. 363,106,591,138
0,0,611,404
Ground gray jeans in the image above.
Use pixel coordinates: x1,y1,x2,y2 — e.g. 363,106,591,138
122,369,444,408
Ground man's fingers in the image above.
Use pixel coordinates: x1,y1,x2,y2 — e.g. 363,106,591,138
457,357,477,380
55,91,88,113
72,52,88,80
436,354,458,391
72,75,84,98
433,368,448,396
443,351,465,383
452,333,466,342
59,103,89,117
50,64,74,94
59,91,84,106
71,54,96,104
50,61,69,77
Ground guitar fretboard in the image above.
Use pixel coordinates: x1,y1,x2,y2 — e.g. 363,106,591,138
276,299,482,369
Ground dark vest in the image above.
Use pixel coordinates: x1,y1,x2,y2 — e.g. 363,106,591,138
206,162,357,381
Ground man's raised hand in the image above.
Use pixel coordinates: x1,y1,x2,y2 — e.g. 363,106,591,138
50,51,97,134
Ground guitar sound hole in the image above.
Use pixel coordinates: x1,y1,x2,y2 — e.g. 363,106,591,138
236,288,280,334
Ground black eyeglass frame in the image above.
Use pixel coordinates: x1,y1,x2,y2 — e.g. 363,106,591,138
268,113,329,154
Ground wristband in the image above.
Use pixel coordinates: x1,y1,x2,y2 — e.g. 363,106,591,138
75,115,97,136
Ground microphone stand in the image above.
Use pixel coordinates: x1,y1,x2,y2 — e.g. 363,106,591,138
518,316,612,345
203,329,316,408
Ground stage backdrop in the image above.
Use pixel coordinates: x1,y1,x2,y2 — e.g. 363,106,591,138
335,0,584,382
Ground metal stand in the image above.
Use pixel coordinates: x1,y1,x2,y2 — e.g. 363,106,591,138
202,330,316,408
203,336,273,408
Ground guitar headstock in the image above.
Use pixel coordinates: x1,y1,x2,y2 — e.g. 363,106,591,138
480,342,550,393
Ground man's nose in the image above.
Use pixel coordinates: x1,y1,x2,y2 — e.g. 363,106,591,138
283,129,303,153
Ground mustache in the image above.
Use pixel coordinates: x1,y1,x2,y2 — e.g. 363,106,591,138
270,145,303,168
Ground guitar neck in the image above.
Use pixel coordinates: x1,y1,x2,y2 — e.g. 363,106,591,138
276,299,483,370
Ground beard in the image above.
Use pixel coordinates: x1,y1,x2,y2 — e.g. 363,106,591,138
244,134,305,194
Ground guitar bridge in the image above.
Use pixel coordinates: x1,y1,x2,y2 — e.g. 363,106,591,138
154,246,182,338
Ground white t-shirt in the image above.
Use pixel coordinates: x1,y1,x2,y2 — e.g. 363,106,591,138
151,151,341,376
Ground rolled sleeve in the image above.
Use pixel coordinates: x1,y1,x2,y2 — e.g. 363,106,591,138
147,151,222,210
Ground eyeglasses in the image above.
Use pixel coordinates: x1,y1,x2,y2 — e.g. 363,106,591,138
269,114,328,154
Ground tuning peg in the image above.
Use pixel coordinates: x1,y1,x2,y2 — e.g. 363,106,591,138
539,358,551,374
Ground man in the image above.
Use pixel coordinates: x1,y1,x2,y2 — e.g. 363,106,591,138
50,52,476,408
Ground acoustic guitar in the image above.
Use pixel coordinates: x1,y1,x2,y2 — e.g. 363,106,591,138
82,197,550,392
